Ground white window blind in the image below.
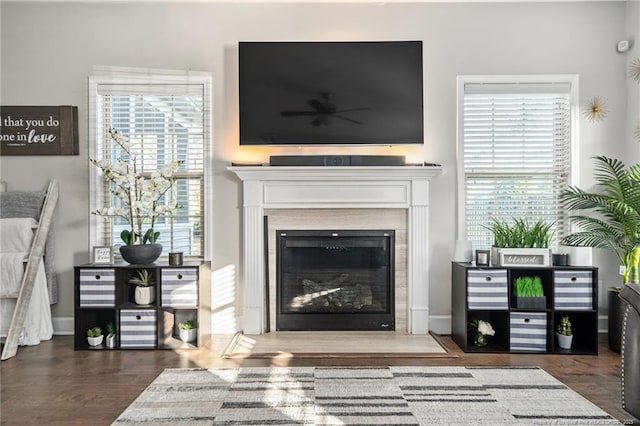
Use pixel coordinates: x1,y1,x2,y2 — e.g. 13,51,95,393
459,77,576,250
89,70,211,258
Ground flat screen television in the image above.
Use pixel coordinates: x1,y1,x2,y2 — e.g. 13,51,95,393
238,41,424,146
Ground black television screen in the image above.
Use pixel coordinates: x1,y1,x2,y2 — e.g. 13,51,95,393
238,41,424,146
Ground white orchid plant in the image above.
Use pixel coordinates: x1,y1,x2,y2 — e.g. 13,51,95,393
470,319,496,337
91,128,182,246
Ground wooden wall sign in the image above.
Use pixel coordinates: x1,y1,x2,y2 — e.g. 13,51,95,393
499,248,552,268
0,106,79,156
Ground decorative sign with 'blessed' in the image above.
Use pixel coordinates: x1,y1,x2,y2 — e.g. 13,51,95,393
499,248,552,268
0,106,79,156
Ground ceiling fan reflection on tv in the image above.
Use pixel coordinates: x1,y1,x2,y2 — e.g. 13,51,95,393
280,92,369,126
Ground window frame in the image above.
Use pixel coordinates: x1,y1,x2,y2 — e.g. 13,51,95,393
456,74,580,248
88,68,213,260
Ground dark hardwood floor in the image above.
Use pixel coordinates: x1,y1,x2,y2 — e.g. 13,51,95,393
1,334,638,425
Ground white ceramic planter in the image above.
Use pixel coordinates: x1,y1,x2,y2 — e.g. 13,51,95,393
134,285,155,305
105,333,116,349
87,335,104,347
557,333,573,350
179,328,197,343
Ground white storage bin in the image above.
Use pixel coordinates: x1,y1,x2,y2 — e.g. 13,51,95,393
554,270,593,310
467,269,508,310
79,269,115,307
161,268,198,308
120,309,157,348
510,312,547,352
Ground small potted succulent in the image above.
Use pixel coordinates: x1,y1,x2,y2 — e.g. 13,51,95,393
129,269,155,305
86,326,104,347
556,315,573,350
178,319,197,343
105,322,117,349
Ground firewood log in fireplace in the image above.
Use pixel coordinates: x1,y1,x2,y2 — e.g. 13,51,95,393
299,273,373,309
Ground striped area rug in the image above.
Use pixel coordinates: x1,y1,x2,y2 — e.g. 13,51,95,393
113,366,620,425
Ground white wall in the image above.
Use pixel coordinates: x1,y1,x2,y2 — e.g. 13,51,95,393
0,1,630,330
627,0,640,161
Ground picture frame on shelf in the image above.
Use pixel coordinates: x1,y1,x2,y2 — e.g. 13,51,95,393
475,249,490,266
93,246,113,264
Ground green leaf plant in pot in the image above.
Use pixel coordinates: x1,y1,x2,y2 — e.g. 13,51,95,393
556,315,573,350
559,156,640,352
105,321,117,349
86,326,103,347
178,319,197,343
90,128,182,264
129,269,156,305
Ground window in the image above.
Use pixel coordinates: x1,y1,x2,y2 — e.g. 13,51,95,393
89,68,212,258
457,75,578,250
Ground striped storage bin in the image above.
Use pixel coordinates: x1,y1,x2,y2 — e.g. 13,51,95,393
161,268,198,308
120,309,157,348
510,312,547,352
79,269,115,307
467,269,508,310
554,270,593,310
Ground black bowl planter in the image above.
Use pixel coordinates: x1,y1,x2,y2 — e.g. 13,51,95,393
120,244,162,264
516,296,546,310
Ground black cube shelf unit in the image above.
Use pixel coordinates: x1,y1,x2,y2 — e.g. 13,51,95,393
74,261,202,350
451,262,598,355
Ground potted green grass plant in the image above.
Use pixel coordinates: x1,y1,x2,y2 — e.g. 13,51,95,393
486,218,554,266
513,276,546,309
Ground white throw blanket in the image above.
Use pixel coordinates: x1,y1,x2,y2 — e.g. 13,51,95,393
0,218,53,345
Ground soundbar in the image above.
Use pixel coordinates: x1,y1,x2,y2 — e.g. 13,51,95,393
269,155,406,167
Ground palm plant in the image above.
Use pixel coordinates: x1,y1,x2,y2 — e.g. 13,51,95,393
560,156,640,284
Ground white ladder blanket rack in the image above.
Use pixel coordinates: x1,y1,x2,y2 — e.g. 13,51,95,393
1,180,58,361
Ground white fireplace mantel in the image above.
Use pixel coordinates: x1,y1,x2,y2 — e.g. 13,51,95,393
228,165,442,334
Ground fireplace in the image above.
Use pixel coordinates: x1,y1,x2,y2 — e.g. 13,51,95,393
276,230,395,331
227,165,441,334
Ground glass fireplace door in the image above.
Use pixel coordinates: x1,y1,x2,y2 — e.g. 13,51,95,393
276,230,395,331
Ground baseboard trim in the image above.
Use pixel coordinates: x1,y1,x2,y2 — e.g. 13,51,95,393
53,317,74,335
598,314,608,334
428,315,451,335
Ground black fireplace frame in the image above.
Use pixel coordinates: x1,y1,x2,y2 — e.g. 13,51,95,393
276,229,395,331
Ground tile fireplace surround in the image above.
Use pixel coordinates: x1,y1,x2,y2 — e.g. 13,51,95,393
228,165,442,335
